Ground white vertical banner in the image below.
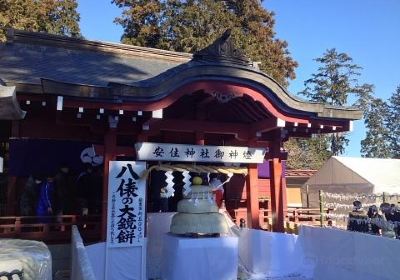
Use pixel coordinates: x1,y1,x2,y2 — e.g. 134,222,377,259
106,161,147,280
107,161,146,247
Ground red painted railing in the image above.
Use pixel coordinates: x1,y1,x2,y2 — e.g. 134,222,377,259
0,208,330,242
233,207,331,230
0,215,101,243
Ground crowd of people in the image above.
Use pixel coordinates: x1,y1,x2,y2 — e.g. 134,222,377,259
347,200,400,239
19,163,103,221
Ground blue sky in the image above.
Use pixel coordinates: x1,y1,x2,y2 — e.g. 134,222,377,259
77,0,400,157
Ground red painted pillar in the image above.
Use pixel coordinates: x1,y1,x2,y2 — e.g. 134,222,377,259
269,157,285,232
246,163,260,229
195,131,205,145
101,128,117,241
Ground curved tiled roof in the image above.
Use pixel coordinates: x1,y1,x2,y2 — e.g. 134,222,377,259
0,29,362,121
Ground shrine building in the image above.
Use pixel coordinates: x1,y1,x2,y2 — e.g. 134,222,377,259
0,29,362,241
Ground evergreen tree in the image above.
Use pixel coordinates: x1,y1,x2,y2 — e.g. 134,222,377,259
299,49,372,156
387,86,400,158
112,0,297,86
0,0,80,41
284,137,331,170
360,97,391,158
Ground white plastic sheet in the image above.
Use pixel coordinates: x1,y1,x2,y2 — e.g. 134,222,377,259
0,239,52,280
161,234,238,280
84,240,146,280
106,245,146,280
85,242,106,280
238,229,305,278
147,212,176,279
298,226,400,280
71,225,96,280
73,225,146,280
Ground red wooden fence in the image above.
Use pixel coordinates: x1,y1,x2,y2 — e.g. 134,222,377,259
0,215,101,243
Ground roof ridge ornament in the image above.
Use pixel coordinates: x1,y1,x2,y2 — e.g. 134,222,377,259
193,29,252,66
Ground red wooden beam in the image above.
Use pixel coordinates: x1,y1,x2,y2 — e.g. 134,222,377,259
142,118,251,141
101,128,117,241
226,102,254,123
250,118,279,135
195,131,205,145
59,81,313,124
269,158,285,232
246,163,260,229
267,129,286,232
18,80,351,130
230,99,261,121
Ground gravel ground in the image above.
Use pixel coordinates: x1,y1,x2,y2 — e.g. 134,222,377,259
238,265,313,280
244,276,312,280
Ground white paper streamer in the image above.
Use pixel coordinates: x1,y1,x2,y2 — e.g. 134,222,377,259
182,171,191,196
321,192,390,202
324,202,377,210
164,171,175,198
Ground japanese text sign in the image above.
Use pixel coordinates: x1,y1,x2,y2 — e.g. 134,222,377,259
107,161,146,247
135,142,267,163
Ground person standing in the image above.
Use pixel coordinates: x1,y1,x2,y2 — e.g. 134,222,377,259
347,201,368,233
379,203,396,238
54,163,75,215
36,175,56,222
20,175,42,216
367,205,381,235
76,163,102,215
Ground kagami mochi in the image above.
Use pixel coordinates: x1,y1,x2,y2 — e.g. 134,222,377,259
170,176,229,235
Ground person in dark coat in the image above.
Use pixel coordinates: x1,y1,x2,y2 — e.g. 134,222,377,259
347,200,368,233
367,205,381,235
20,175,42,216
76,163,102,215
380,203,392,220
393,206,400,239
386,204,397,222
54,163,75,215
378,202,397,238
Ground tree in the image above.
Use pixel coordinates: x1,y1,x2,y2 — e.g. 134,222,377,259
0,0,80,41
284,137,331,170
360,97,391,158
299,49,373,156
387,86,400,158
112,0,297,86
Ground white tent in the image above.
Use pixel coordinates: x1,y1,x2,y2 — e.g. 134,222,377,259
301,156,400,207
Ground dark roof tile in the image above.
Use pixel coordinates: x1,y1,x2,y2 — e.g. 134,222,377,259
0,30,188,86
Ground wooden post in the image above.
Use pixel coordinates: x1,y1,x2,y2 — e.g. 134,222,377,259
269,158,285,232
101,128,117,241
195,131,205,145
6,121,20,215
246,163,260,229
319,190,324,227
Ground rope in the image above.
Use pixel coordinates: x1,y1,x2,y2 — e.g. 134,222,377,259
141,163,248,179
